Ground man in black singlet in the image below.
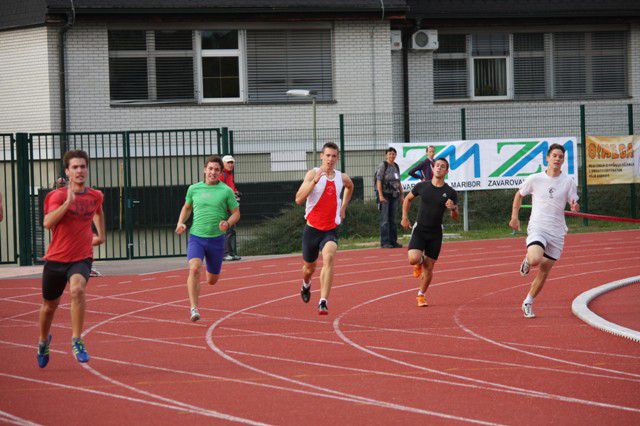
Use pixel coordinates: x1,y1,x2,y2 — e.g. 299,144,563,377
401,158,458,307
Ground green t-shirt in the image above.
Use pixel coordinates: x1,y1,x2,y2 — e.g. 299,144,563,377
185,181,239,238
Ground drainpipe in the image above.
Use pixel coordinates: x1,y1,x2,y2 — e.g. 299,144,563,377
58,0,75,155
402,28,410,142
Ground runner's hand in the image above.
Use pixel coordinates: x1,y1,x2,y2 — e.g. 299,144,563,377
401,217,412,230
313,169,326,184
508,217,520,231
219,220,229,232
445,199,457,210
175,223,187,234
66,186,75,205
570,200,580,212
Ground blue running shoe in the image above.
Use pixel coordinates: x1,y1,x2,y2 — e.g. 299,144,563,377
72,338,90,363
37,334,52,368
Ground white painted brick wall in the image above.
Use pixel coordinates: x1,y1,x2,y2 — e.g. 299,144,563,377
62,21,394,135
0,26,59,132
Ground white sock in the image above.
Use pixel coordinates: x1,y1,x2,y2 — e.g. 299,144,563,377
319,298,327,304
302,280,311,289
524,295,534,304
417,290,425,297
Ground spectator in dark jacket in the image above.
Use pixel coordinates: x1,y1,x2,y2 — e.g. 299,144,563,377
376,147,404,248
408,145,435,182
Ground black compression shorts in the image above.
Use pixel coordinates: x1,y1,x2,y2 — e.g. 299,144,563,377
408,226,443,261
42,259,92,301
302,224,338,263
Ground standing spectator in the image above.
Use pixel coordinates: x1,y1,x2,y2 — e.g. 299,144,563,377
376,147,404,248
221,155,241,261
408,145,436,181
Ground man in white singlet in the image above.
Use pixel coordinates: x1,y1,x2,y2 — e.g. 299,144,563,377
295,142,354,315
509,143,580,318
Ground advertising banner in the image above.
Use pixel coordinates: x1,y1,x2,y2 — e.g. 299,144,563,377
390,137,578,192
586,135,639,185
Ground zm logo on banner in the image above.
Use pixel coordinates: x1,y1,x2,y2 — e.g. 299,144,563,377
586,135,639,185
390,137,578,192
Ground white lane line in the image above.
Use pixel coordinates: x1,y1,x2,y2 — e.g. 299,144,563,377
453,264,640,380
0,372,268,425
205,295,504,425
503,342,640,359
0,409,40,426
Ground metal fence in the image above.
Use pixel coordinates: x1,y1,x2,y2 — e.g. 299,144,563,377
2,102,639,264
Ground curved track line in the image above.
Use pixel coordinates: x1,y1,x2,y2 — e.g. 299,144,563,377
332,268,640,412
453,266,640,379
572,276,640,342
0,373,268,425
204,292,504,426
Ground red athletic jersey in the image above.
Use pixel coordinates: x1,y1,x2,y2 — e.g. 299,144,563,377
306,180,338,231
44,187,104,262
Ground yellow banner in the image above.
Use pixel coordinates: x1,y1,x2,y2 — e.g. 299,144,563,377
586,135,639,185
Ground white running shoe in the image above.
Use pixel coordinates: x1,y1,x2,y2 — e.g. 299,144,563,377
89,268,102,277
190,307,200,322
519,257,530,276
522,302,536,318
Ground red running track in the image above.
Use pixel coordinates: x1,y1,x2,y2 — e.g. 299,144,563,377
1,230,639,425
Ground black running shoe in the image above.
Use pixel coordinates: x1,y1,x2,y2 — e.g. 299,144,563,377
300,285,311,303
318,300,328,315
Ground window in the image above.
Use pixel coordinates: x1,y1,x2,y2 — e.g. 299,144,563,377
246,30,333,102
200,30,242,101
433,31,628,101
108,28,334,104
471,34,510,99
108,30,195,103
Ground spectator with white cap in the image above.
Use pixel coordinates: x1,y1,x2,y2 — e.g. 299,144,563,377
221,155,241,261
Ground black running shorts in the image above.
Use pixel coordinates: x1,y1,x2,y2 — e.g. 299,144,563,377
42,259,92,301
302,224,338,263
408,226,443,261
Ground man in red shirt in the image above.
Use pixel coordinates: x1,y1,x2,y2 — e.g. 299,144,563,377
221,155,241,261
37,150,105,368
295,142,354,315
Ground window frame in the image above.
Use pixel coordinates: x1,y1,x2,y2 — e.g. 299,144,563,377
196,30,246,104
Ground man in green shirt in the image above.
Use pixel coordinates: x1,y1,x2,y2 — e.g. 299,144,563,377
176,155,240,322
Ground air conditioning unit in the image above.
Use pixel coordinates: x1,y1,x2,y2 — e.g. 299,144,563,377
390,30,402,50
411,30,438,50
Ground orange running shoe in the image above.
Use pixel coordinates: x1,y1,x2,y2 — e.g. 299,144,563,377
416,295,428,307
412,263,422,278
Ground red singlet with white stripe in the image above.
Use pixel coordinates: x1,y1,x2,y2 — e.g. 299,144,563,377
306,180,338,231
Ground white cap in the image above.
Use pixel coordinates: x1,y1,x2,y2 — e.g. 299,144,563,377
222,155,235,163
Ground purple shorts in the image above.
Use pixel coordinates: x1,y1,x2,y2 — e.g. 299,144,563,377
187,234,225,274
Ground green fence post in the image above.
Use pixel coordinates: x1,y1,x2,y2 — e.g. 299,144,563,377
123,132,134,259
580,105,589,226
221,127,229,155
628,104,637,219
339,114,345,173
15,133,33,266
460,108,468,232
229,130,234,156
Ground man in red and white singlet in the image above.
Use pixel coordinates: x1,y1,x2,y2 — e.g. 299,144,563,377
295,142,354,315
36,150,105,368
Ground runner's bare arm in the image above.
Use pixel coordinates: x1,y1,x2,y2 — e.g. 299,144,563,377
295,169,322,205
509,191,523,231
220,207,240,232
43,190,74,229
340,174,354,219
401,192,416,229
92,209,106,246
175,202,192,234
446,199,459,221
